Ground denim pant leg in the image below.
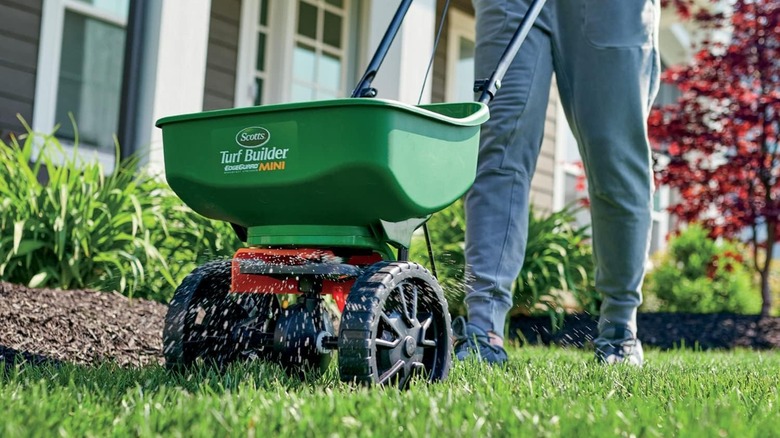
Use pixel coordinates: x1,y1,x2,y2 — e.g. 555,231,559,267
552,0,661,343
465,0,554,337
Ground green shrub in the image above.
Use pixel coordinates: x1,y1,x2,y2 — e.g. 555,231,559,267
514,204,598,322
409,199,468,315
0,131,240,302
410,200,597,325
138,178,240,302
642,223,760,314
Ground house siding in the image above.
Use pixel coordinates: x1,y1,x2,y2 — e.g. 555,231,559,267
0,0,42,139
431,0,472,104
203,0,241,111
529,81,558,213
432,0,556,212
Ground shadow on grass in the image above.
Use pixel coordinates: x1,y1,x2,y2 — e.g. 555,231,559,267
1,345,346,398
1,345,64,370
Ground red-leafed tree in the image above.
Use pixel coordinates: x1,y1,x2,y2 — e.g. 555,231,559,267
650,0,780,316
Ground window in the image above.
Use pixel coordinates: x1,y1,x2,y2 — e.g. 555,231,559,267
445,9,475,102
236,0,355,107
291,0,349,101
654,62,681,107
249,0,270,106
34,0,130,151
650,186,670,256
554,118,591,226
555,121,669,255
646,63,678,255
559,164,591,226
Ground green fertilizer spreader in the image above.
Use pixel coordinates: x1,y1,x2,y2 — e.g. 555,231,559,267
156,0,543,387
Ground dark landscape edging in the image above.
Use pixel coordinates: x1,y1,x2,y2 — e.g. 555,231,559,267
508,312,780,350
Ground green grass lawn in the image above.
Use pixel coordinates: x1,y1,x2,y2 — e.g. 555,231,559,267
1,348,778,437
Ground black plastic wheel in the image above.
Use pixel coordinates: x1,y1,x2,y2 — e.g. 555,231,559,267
273,296,334,377
163,260,279,369
338,261,452,388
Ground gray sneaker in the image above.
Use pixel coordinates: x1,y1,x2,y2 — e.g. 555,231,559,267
595,338,644,366
594,325,644,366
452,316,508,365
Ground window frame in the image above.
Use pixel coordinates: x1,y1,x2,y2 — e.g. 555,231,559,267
553,105,582,212
650,185,671,255
291,0,351,101
444,8,475,103
235,0,274,107
33,0,129,169
235,0,356,107
553,108,671,255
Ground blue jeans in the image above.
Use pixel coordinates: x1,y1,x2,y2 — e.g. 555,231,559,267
464,0,661,346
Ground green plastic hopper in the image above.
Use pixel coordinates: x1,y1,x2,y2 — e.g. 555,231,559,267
156,98,488,256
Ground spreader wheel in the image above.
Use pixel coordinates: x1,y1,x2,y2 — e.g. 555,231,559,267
338,262,452,388
163,260,279,369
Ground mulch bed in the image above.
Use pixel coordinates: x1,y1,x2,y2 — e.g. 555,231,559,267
0,281,166,367
509,312,780,350
1,281,778,368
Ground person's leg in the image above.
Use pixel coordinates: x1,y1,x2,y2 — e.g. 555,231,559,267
460,0,554,358
552,0,661,364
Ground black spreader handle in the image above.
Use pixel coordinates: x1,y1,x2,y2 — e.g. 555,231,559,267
476,0,547,104
351,0,414,98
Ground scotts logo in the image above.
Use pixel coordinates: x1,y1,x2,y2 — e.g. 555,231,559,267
235,127,270,148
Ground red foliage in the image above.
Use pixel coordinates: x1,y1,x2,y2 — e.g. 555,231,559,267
660,0,728,22
650,0,780,244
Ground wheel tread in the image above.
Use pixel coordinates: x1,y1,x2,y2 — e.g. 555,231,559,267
337,261,451,387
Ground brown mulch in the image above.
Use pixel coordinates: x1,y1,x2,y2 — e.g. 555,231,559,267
0,281,166,367
509,312,780,350
1,280,778,368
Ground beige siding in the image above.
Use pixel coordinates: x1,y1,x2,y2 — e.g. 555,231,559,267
431,0,558,213
203,0,241,111
0,0,42,140
431,0,473,104
529,81,558,213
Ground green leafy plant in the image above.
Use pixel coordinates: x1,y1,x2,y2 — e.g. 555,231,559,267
642,223,760,314
138,179,240,302
513,204,598,326
0,130,240,302
410,200,596,326
0,132,164,294
409,199,468,314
